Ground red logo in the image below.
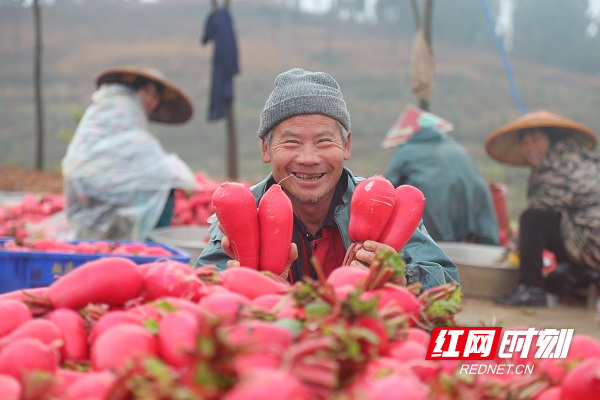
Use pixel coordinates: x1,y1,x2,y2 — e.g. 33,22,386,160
426,327,503,360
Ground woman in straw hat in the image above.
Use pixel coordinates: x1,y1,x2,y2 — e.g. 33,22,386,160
62,67,197,241
485,110,600,307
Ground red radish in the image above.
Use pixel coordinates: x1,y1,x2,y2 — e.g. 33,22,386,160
89,311,144,344
362,374,429,400
157,310,200,367
198,291,251,324
91,324,158,372
378,185,425,252
142,260,201,301
59,371,116,400
257,184,293,275
46,257,144,310
31,238,77,253
0,299,33,338
233,353,281,376
326,265,370,289
385,340,428,362
212,182,261,269
356,316,389,356
361,285,422,322
150,296,201,316
222,320,295,354
0,319,64,356
223,367,310,400
0,338,58,381
137,246,173,257
535,387,561,400
566,334,600,361
251,294,301,319
45,309,89,361
561,357,600,398
0,374,21,399
398,327,431,347
218,267,289,300
50,368,90,398
344,176,396,265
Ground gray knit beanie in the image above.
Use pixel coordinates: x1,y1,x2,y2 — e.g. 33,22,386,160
257,68,351,139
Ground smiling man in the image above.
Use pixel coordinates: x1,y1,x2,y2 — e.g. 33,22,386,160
196,68,458,290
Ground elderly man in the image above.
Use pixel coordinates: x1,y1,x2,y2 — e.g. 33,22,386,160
197,68,458,290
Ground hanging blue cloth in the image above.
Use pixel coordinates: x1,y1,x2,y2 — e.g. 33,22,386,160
202,7,239,121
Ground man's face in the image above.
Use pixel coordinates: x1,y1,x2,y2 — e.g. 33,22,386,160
262,114,351,206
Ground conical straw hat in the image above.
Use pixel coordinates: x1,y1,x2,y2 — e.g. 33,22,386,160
96,66,193,124
484,110,597,166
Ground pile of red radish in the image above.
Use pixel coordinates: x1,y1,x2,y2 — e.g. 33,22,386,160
0,254,598,399
1,238,175,258
171,172,223,226
0,192,64,240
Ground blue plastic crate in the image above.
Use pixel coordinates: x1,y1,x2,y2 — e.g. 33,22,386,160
0,238,190,294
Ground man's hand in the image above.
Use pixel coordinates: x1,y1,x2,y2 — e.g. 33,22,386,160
222,228,298,280
350,240,407,286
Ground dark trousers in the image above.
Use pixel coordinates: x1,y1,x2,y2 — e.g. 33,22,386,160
518,208,570,287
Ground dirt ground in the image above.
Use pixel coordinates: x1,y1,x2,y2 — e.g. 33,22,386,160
1,165,598,339
455,296,600,340
0,165,63,194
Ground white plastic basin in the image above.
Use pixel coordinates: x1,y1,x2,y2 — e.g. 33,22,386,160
149,225,211,265
437,242,519,299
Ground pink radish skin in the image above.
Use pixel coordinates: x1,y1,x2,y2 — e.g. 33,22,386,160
222,320,294,355
326,265,370,289
89,311,144,344
0,319,64,357
218,267,289,300
45,308,89,362
91,324,158,372
223,368,310,400
0,338,58,381
361,285,422,323
46,257,144,310
198,291,251,324
142,260,201,301
378,185,425,252
50,368,90,398
0,374,22,399
158,310,200,367
258,184,293,275
344,176,396,265
212,182,261,269
250,294,301,319
59,371,116,400
0,287,48,303
561,357,600,398
0,299,33,338
348,176,396,243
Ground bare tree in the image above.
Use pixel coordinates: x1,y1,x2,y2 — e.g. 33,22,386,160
33,0,45,170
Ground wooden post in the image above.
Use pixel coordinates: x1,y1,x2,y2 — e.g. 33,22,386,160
33,0,44,171
226,102,237,180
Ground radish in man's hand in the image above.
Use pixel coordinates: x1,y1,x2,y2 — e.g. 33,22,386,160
258,183,294,275
343,175,396,265
212,182,261,269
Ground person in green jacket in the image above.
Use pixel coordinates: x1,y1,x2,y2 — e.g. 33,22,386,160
384,106,500,245
197,68,459,290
